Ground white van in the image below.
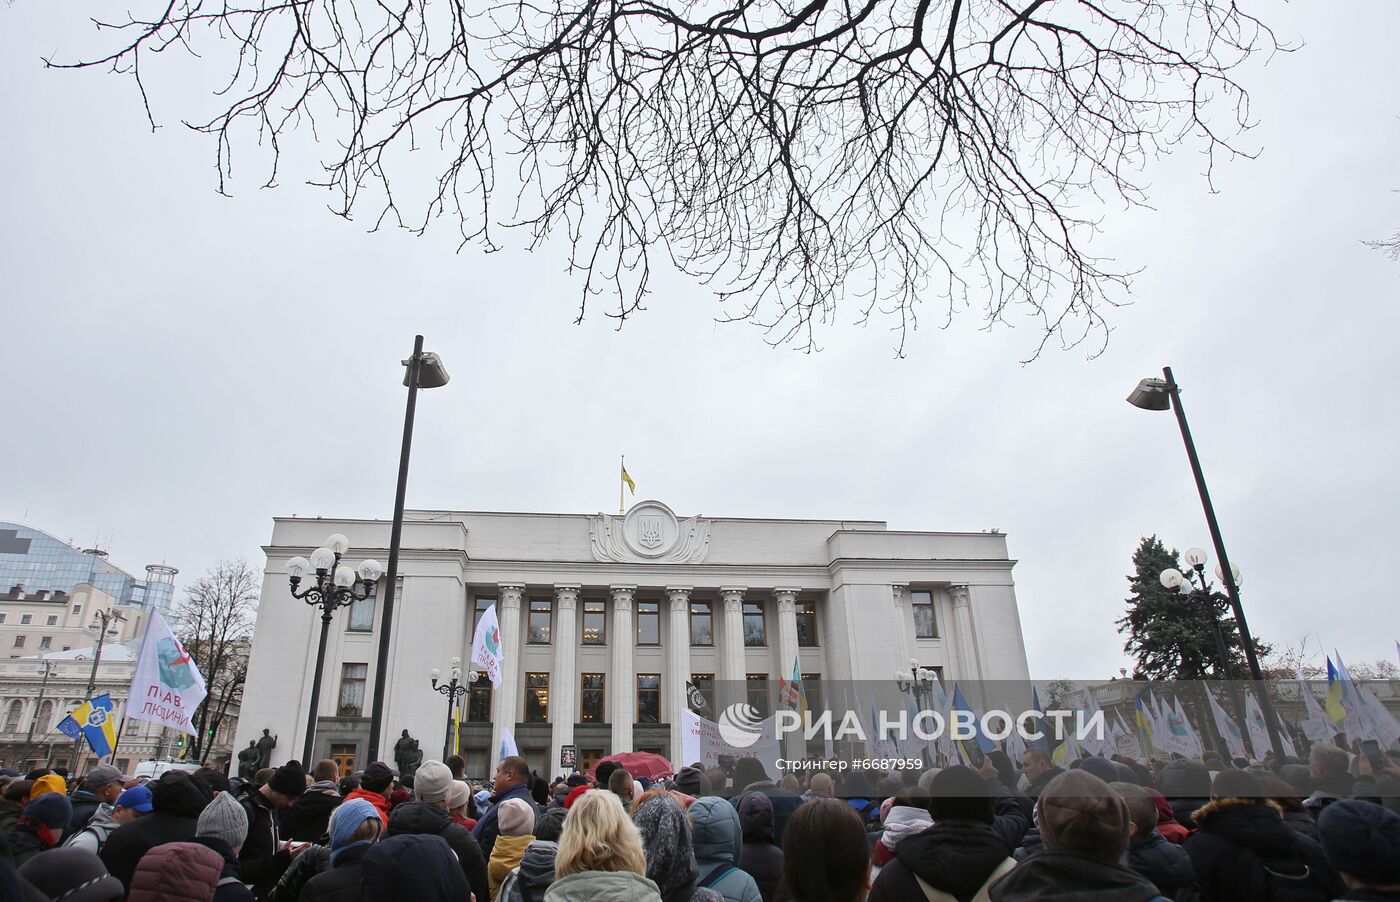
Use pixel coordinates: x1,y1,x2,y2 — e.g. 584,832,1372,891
131,760,202,780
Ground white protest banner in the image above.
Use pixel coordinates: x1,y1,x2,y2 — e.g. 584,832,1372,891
679,709,782,777
127,610,207,736
471,604,503,688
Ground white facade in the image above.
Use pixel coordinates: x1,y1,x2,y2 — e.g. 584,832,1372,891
238,502,1030,779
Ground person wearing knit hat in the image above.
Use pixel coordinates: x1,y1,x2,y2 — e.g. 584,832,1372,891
385,763,491,902
413,760,453,804
987,771,1159,902
1317,799,1400,896
28,773,66,803
563,785,590,810
673,766,712,799
445,780,476,830
190,792,254,901
7,792,74,865
17,847,124,902
235,759,309,898
488,798,537,898
298,798,383,902
345,762,394,828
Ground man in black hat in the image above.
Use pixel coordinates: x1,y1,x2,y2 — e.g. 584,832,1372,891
235,759,308,899
1317,799,1400,901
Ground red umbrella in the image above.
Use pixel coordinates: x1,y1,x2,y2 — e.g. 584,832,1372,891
588,751,674,781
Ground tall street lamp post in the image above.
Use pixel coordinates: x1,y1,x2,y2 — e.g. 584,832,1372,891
19,656,57,767
69,609,126,771
287,534,382,764
367,337,449,763
895,658,938,764
1128,367,1286,760
430,657,473,761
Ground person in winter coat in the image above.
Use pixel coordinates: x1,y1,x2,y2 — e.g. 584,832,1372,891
446,780,476,831
728,760,802,846
27,774,66,803
298,798,382,902
499,808,564,902
544,789,662,902
634,793,724,902
69,765,127,834
736,793,782,902
361,834,472,902
1317,799,1400,901
386,760,491,902
190,790,255,902
129,841,227,902
777,798,870,902
7,793,73,865
1019,749,1063,802
1184,768,1340,902
1142,789,1190,844
234,761,308,900
489,798,538,899
1158,759,1212,830
868,766,1016,902
869,796,933,878
0,781,31,835
101,771,213,890
1304,744,1354,816
1257,774,1321,843
280,760,342,843
475,756,541,859
344,762,394,829
1112,782,1193,900
989,770,1161,902
16,846,124,902
687,797,763,902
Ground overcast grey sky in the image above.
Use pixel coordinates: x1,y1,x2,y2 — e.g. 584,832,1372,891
3,1,1397,680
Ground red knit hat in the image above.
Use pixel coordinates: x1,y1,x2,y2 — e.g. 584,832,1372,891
564,785,590,809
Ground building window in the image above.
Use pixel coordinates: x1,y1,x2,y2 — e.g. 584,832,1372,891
472,595,498,635
796,601,819,646
0,614,6,624
468,680,493,723
20,615,32,625
582,601,606,645
689,602,712,646
347,592,375,632
337,663,368,717
581,674,605,722
38,637,51,650
801,674,823,712
12,636,24,649
36,700,54,731
637,674,661,724
912,590,938,638
525,673,550,722
743,602,766,646
689,673,715,715
45,615,57,626
528,599,553,644
3,701,21,732
71,605,81,616
746,674,771,718
636,602,660,645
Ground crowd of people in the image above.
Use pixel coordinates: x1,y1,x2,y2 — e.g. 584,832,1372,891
0,742,1396,901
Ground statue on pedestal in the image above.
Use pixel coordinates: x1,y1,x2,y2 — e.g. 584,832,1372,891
255,729,277,769
236,742,260,781
394,729,422,778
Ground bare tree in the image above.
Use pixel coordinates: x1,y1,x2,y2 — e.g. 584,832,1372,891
170,559,259,765
52,0,1281,356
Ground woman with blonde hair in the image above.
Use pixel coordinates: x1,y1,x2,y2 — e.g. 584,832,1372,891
546,790,662,902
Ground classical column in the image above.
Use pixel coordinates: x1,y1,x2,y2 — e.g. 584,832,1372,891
665,587,692,766
773,588,802,760
491,584,525,767
718,587,747,706
550,585,580,775
609,586,636,753
891,584,913,667
950,585,981,684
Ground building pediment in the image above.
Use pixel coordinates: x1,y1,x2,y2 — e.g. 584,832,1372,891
589,501,710,564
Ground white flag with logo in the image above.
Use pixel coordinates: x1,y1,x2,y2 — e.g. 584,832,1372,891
471,604,504,688
127,610,207,736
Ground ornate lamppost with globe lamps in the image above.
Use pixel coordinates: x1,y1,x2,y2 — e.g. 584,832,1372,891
895,658,939,765
430,658,474,760
286,534,382,764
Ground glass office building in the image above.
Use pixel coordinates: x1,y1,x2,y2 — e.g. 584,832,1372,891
0,522,176,613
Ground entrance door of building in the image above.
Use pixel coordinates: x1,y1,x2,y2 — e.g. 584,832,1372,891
330,743,357,776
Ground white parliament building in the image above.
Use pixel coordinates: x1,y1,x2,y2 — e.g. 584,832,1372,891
237,502,1031,779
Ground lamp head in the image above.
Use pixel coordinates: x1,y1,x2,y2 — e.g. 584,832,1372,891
325,533,351,555
1216,562,1242,587
404,350,450,389
1159,568,1185,590
357,559,383,582
333,566,357,588
309,547,336,573
1127,377,1172,411
1184,547,1208,568
430,668,441,682
286,556,311,579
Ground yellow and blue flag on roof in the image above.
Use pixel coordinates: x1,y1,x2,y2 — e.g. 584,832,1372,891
56,693,117,759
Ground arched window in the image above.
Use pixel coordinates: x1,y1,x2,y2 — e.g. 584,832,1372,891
36,700,54,733
3,700,22,733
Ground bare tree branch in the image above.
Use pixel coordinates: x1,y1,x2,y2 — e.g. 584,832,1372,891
50,0,1284,357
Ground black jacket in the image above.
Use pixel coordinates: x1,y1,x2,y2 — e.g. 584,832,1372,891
235,784,293,899
6,823,54,866
281,790,341,843
387,800,490,902
737,794,782,902
190,835,257,902
988,849,1162,902
730,783,803,846
299,843,371,902
1127,831,1194,898
100,772,212,890
1024,767,1063,801
1184,798,1340,902
361,834,472,902
869,820,1014,902
68,789,103,833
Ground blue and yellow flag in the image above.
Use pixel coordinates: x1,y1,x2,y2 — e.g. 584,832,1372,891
57,694,117,759
1134,696,1156,756
1325,657,1346,723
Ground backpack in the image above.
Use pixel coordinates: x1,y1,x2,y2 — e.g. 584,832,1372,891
913,857,1015,902
62,817,115,850
698,865,736,889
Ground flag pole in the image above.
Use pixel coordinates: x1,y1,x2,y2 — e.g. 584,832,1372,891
619,455,625,515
